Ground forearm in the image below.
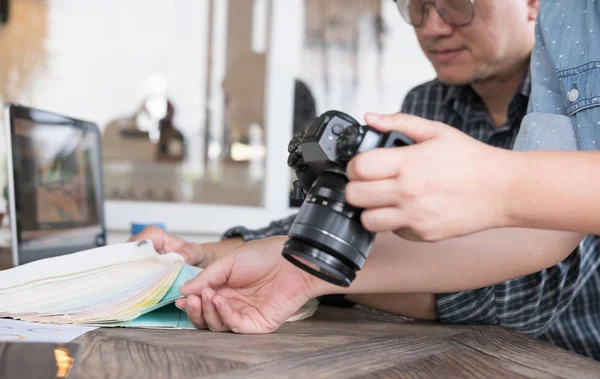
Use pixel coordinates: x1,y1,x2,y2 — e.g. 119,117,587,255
315,229,583,296
505,151,600,235
321,230,584,332
202,237,245,261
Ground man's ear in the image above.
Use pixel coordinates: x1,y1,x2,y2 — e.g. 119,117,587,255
527,0,539,22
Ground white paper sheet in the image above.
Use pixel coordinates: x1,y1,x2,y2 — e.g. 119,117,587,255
0,319,97,343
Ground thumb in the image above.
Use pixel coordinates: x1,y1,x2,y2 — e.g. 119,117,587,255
128,226,170,253
364,112,445,143
180,253,234,296
176,242,205,266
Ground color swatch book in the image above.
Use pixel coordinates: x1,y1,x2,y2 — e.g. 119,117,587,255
0,240,319,329
0,240,200,328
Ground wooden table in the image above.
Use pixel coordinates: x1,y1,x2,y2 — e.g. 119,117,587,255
64,305,600,379
2,249,600,378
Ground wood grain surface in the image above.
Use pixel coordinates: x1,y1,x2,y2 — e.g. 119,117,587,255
2,247,600,378
66,306,600,379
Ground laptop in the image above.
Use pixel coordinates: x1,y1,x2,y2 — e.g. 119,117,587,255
3,104,106,266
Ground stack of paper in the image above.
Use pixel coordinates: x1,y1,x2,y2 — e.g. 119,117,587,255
0,240,319,329
0,240,200,327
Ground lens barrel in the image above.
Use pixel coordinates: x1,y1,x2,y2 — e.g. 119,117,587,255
282,171,375,287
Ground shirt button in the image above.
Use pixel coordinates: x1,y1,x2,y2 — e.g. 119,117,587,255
568,85,579,102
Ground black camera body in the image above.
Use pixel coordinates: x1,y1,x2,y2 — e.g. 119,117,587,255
283,110,414,287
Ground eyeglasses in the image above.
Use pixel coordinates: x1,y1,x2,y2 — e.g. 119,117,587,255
394,0,475,27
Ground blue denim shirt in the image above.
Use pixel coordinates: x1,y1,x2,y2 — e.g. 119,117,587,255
515,2,600,151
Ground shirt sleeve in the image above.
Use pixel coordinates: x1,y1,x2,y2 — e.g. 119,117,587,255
436,12,599,336
221,213,297,242
436,247,584,335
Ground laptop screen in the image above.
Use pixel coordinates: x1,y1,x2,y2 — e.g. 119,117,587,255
5,104,106,265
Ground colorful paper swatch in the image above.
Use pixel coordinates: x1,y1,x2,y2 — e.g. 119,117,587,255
0,240,200,326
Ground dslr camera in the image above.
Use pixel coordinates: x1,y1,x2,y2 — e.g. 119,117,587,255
283,110,414,287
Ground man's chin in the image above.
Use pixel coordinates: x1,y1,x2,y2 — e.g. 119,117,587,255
430,61,477,85
434,65,495,87
436,72,474,87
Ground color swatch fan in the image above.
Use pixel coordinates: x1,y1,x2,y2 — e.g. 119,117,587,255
0,240,199,327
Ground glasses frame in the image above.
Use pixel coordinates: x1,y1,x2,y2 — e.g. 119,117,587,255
394,0,475,28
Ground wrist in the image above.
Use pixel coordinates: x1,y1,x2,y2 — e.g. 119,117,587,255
498,150,529,228
489,149,523,229
307,274,348,298
204,237,245,262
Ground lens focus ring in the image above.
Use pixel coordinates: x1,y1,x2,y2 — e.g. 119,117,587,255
306,193,361,219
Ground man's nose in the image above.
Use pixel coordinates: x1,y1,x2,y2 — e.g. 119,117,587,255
419,4,454,37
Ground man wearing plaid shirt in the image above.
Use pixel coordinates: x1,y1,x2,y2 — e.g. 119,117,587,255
133,0,600,360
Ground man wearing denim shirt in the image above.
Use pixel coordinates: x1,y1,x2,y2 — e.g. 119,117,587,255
133,1,600,360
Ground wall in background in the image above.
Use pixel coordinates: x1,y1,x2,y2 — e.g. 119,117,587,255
0,0,436,239
1,0,209,134
300,0,435,122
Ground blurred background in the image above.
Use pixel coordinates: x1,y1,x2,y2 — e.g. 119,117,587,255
0,0,434,239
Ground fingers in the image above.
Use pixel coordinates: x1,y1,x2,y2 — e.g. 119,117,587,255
361,208,440,242
346,149,402,181
182,295,208,329
175,298,187,310
360,207,406,233
176,294,228,331
348,113,448,181
176,242,204,266
176,294,251,333
364,112,444,143
345,179,399,208
393,229,428,242
128,227,211,267
180,254,234,296
128,226,172,253
212,295,247,333
128,226,165,243
201,288,228,332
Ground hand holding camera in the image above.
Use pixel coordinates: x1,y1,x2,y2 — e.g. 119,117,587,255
285,110,510,287
283,110,415,287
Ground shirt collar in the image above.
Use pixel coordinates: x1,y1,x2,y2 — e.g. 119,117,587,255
516,68,532,98
442,83,461,108
443,70,531,108
441,69,532,119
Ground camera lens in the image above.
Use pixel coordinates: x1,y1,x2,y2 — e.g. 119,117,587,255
282,171,375,287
